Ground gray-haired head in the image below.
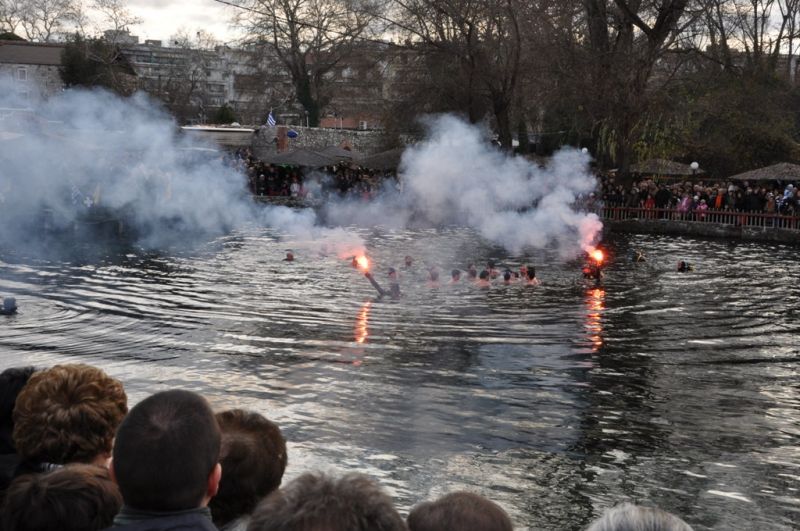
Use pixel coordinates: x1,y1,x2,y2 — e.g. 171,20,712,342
586,503,693,531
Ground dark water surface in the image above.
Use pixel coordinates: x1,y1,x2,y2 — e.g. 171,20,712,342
1,229,799,530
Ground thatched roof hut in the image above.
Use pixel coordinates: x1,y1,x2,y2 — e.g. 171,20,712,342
357,147,405,170
261,148,335,168
728,162,800,181
319,145,361,161
630,158,704,177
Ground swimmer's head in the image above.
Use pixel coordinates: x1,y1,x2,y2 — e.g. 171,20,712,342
404,255,413,267
520,264,528,274
479,270,490,280
527,267,536,280
429,269,439,281
285,251,294,261
468,263,476,272
503,270,511,281
467,268,477,279
451,269,461,280
487,260,496,269
387,267,397,279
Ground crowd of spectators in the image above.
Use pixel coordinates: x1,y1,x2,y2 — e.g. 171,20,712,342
226,148,399,201
0,363,696,531
598,174,800,216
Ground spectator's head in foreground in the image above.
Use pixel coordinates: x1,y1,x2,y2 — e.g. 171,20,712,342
585,503,694,531
407,491,513,531
210,409,287,529
1,464,122,531
0,366,36,455
111,389,221,512
248,471,407,531
13,364,127,467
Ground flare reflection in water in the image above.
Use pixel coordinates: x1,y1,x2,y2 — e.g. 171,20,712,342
585,287,605,352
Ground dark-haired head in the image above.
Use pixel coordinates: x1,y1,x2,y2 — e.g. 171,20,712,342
408,491,513,531
527,267,536,280
210,409,287,528
479,270,489,280
111,389,221,512
2,464,122,531
503,270,511,281
451,269,460,280
248,472,406,531
0,366,36,455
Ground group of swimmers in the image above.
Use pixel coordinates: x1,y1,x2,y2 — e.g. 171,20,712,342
359,256,542,299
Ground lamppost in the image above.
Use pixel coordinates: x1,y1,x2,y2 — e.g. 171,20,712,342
690,161,699,176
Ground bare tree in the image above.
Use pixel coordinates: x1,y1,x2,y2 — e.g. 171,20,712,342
16,0,82,41
230,0,382,126
0,0,25,34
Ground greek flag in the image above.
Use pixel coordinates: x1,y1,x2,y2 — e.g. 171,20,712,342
267,111,276,127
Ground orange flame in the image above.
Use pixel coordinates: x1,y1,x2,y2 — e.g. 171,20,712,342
356,255,370,271
591,249,604,263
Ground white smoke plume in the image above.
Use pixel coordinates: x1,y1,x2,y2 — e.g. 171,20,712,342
327,115,602,256
0,84,364,257
1,85,598,260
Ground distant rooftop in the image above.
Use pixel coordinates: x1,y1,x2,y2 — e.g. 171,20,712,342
0,40,64,66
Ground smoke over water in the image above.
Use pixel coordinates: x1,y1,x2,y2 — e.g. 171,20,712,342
1,85,599,260
326,114,602,256
0,84,364,258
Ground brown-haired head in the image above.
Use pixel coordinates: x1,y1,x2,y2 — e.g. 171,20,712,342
249,472,407,531
210,409,287,528
12,364,127,465
1,464,122,531
407,491,513,531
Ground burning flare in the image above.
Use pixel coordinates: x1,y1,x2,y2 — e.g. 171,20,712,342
590,249,605,263
356,255,370,271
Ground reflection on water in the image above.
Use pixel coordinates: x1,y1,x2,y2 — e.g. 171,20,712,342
585,287,605,352
355,301,370,345
1,229,799,530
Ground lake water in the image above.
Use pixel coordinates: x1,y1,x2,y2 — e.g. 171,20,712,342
1,228,798,530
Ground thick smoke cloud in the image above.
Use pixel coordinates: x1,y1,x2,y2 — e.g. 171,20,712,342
327,115,602,256
0,83,365,257
1,85,599,260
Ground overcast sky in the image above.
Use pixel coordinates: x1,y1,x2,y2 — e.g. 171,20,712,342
125,0,241,44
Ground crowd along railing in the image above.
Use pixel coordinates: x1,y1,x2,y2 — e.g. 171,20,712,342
600,206,800,231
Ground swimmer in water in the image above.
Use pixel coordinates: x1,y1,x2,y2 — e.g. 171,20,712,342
487,260,499,279
1,297,17,315
477,270,491,288
582,264,603,282
502,269,513,285
351,256,359,268
519,264,528,278
427,268,440,288
450,269,461,283
677,260,693,272
404,255,414,268
365,268,401,299
467,264,478,281
284,250,294,261
526,267,541,286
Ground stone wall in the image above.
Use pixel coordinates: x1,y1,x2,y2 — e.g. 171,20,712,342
251,125,395,160
605,219,800,244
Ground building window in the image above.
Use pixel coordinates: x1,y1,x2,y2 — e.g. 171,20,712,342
17,68,27,81
359,120,368,130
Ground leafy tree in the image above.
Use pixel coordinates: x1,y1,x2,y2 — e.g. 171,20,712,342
60,33,135,94
212,104,238,124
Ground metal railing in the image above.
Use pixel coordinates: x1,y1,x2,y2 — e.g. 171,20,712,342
601,206,800,231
